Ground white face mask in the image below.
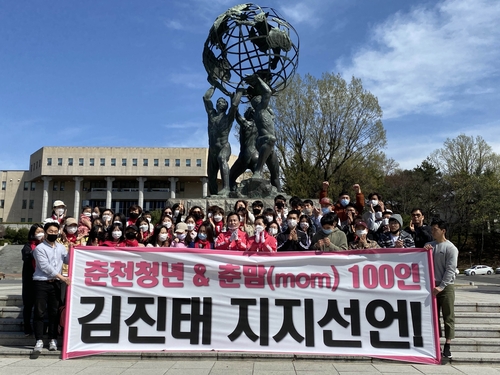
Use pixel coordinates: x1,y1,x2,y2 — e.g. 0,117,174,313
112,231,122,239
186,223,195,231
84,212,91,217
375,212,383,220
67,226,77,234
177,233,186,240
300,222,309,230
268,228,278,236
159,233,168,242
370,200,379,206
287,219,297,228
145,217,151,222
356,229,367,236
255,225,264,233
266,216,274,223
102,215,111,222
163,222,172,229
382,218,389,226
140,225,149,232
174,210,180,217
35,232,44,241
92,212,99,219
213,215,223,222
55,208,65,216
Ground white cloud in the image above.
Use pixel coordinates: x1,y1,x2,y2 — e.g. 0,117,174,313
168,72,207,90
164,19,185,30
278,1,319,25
336,0,500,119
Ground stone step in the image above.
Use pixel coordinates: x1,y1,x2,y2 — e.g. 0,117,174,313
455,303,500,313
0,318,23,332
439,337,500,352
454,324,500,338
0,296,22,307
0,306,22,319
452,312,500,324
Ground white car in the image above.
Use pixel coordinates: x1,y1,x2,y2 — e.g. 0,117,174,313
464,265,494,276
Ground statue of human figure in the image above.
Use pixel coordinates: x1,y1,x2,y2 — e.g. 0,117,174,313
244,74,281,191
204,83,243,195
229,107,259,191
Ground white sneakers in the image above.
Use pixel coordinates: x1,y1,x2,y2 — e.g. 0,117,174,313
49,339,57,351
33,339,57,352
34,340,44,352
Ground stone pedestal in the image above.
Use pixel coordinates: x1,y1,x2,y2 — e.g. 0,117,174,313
229,178,279,199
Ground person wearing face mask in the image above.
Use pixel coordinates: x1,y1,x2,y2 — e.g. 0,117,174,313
251,200,264,217
234,200,255,225
78,205,92,237
349,221,378,249
102,223,125,247
49,200,67,224
101,208,114,231
142,211,154,232
319,182,365,223
363,192,385,231
21,223,45,336
378,214,415,248
311,197,334,231
193,223,214,249
248,216,277,252
160,214,175,242
91,206,101,221
60,217,83,248
209,206,225,236
236,206,254,237
171,203,185,225
183,215,198,247
277,210,309,251
112,213,127,229
297,214,315,249
136,217,153,245
273,195,288,231
171,222,189,248
267,220,280,238
123,225,141,247
215,212,248,250
146,225,170,248
311,212,348,252
126,205,142,226
189,206,206,231
32,221,70,353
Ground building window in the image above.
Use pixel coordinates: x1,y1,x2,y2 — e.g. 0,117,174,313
133,158,138,166
175,159,180,167
22,199,27,209
28,218,33,223
0,218,3,223
68,158,73,166
90,158,95,166
143,159,148,166
100,158,105,166
165,159,170,167
29,200,34,209
186,159,191,167
60,181,65,191
197,159,202,167
47,158,52,166
0,200,4,208
24,182,29,191
111,158,116,166
58,158,63,166
154,159,159,167
21,218,26,223
122,158,127,166
1,181,5,190
53,182,58,191
31,182,36,191
79,158,84,166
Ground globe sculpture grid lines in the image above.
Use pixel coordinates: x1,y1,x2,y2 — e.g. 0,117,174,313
203,3,299,97
203,3,299,197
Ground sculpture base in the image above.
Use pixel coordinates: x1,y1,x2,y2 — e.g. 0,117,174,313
229,178,279,199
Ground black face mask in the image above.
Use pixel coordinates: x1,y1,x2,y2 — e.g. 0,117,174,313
97,231,106,241
276,202,284,209
253,208,262,215
125,232,137,240
192,213,202,221
46,234,58,242
129,212,139,219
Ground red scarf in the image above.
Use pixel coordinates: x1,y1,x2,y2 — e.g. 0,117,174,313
195,239,211,249
124,239,139,247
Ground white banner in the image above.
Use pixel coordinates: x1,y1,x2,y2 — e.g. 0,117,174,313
63,247,440,364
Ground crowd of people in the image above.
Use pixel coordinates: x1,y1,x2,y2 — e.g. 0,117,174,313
21,182,458,358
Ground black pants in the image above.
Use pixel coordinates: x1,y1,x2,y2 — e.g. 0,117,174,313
22,277,35,334
33,280,61,341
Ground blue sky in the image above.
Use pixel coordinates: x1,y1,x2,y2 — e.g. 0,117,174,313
1,0,499,171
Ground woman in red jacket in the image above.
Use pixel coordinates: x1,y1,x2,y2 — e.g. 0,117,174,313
215,212,248,250
248,216,277,252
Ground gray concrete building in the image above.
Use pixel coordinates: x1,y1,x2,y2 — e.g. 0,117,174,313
0,147,236,223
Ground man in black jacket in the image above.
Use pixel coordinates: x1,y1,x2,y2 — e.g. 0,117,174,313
277,210,309,251
404,208,433,248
